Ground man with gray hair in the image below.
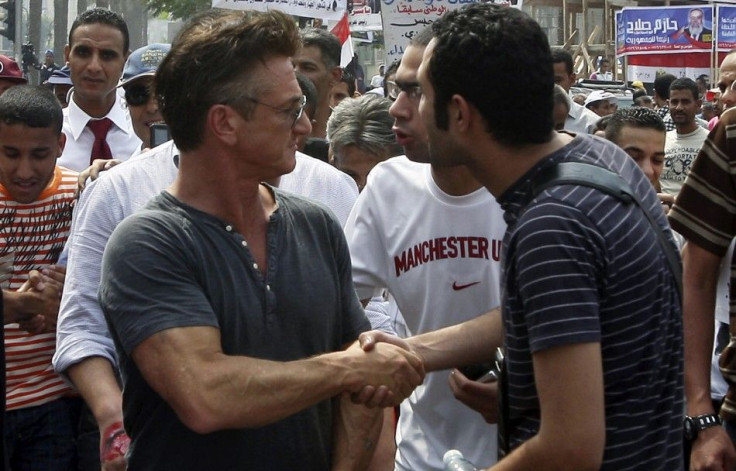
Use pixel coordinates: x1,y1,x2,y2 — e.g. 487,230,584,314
327,94,402,191
294,28,342,139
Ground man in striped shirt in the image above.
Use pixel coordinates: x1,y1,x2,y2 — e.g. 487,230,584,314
360,4,684,469
0,86,78,470
669,102,736,470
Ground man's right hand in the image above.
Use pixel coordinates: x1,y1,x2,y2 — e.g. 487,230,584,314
690,426,736,471
344,340,424,408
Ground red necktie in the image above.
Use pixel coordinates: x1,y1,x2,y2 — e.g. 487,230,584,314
87,118,113,164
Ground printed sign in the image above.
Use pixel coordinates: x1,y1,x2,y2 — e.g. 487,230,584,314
381,0,522,63
616,6,713,55
717,5,736,51
212,0,347,21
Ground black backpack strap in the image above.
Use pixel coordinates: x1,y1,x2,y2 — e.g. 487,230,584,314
530,162,682,300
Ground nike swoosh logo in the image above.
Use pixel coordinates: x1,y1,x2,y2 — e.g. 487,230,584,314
452,281,481,291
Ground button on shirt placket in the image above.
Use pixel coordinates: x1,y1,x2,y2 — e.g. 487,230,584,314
223,222,277,325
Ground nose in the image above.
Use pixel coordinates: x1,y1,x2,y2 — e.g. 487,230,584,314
87,52,103,74
293,109,312,136
16,157,34,179
722,86,736,111
640,158,654,181
389,93,411,120
146,96,159,115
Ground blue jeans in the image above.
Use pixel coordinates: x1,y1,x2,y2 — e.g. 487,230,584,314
5,397,78,471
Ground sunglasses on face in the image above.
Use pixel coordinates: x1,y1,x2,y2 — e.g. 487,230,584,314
124,84,152,107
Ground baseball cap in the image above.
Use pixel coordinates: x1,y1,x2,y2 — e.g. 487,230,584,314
584,90,618,107
0,55,27,84
47,65,72,86
119,43,170,87
631,80,644,89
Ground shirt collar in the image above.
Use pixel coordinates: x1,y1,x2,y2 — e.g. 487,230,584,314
67,91,133,141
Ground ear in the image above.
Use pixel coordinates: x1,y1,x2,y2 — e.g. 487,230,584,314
64,44,70,64
449,94,473,134
206,104,240,147
57,132,66,158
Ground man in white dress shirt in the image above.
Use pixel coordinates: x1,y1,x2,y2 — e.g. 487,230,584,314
58,8,141,171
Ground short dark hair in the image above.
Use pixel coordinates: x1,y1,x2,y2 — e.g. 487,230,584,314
430,4,553,146
599,58,610,64
669,77,699,101
339,69,356,97
605,107,665,144
0,85,63,133
156,9,300,151
551,49,573,75
654,73,676,100
300,28,341,70
633,95,653,107
383,60,400,98
632,88,648,100
296,72,318,119
69,8,129,54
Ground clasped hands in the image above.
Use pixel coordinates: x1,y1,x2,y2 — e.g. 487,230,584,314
346,330,424,408
16,265,65,333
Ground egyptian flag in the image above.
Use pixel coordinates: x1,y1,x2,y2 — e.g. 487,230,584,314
331,12,353,68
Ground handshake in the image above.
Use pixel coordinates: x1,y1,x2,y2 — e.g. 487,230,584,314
341,330,425,408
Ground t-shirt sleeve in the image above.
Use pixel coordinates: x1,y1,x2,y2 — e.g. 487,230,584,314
330,212,371,345
99,211,219,354
344,182,389,300
512,200,603,353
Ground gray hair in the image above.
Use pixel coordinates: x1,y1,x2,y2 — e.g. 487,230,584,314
327,94,402,158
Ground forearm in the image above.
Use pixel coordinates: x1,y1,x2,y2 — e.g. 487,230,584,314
331,393,384,470
488,434,600,471
408,308,502,372
67,357,123,429
682,243,721,414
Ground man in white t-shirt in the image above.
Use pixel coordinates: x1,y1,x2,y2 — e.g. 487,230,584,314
661,77,708,196
344,27,504,471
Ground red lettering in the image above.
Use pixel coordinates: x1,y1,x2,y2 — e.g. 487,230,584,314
394,251,408,277
446,237,457,257
478,237,489,260
491,239,502,261
421,241,430,263
457,236,468,257
437,237,447,259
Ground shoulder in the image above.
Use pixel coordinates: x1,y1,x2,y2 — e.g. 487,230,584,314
367,155,422,185
107,195,188,251
288,152,357,190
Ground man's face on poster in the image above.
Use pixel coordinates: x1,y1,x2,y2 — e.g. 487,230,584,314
689,9,704,32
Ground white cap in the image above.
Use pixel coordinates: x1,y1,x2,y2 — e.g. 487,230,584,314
584,90,618,107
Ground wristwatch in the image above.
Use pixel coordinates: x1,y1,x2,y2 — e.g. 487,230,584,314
683,413,722,440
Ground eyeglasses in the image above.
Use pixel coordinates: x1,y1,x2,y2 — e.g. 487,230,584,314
239,95,307,128
386,81,422,102
124,84,152,107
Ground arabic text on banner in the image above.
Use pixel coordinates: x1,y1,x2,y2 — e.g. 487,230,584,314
616,5,713,56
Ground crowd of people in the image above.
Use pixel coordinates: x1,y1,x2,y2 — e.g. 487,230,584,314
0,3,735,471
